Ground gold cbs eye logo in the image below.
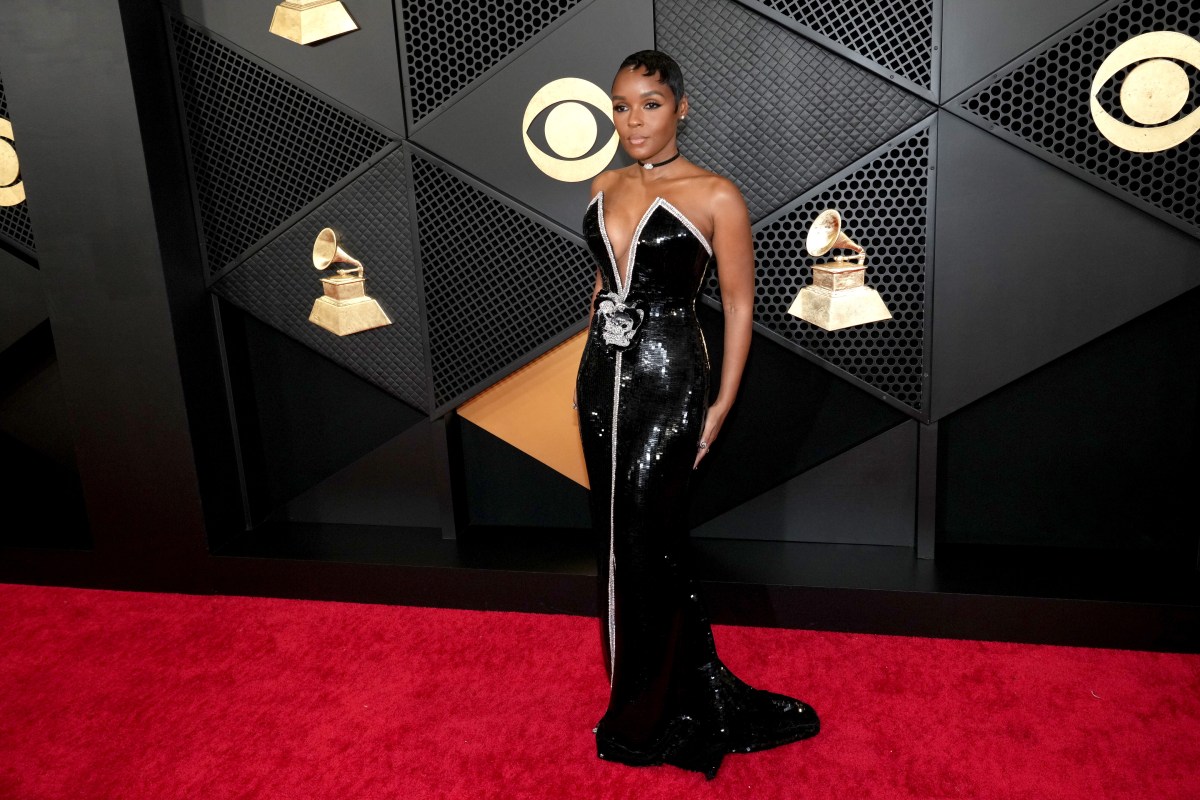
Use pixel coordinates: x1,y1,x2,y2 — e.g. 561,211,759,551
1090,31,1200,153
522,77,618,182
0,118,25,207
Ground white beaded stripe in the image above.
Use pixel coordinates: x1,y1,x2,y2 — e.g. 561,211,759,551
656,197,713,256
608,349,621,686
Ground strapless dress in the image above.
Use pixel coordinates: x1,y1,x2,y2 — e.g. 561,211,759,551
575,192,819,779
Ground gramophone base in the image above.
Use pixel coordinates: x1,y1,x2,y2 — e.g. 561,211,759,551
788,285,892,331
270,1,358,46
309,295,392,336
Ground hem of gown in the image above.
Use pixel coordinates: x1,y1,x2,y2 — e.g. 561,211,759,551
595,718,820,780
595,667,821,780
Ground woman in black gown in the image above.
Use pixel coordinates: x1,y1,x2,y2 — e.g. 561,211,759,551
575,51,820,779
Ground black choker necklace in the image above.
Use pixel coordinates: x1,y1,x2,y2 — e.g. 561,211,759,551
639,151,681,170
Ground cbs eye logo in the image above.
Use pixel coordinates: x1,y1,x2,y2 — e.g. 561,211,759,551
0,118,25,208
1090,31,1200,153
522,77,618,182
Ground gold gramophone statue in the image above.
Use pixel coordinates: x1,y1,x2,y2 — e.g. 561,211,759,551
308,227,392,336
788,208,891,331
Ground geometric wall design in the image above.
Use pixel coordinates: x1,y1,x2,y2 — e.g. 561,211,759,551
1,249,46,352
153,0,1200,551
400,0,585,126
707,121,934,413
0,70,36,258
213,147,430,412
457,332,589,487
929,111,1200,420
173,0,408,135
938,0,1114,100
955,0,1200,239
745,0,937,92
693,419,917,545
405,0,652,234
659,0,933,222
170,17,395,273
412,154,594,411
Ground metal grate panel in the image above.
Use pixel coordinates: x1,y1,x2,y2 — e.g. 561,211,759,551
0,70,36,257
170,17,394,273
401,0,584,125
214,147,430,412
744,0,936,90
958,0,1200,239
658,0,933,223
412,155,594,410
707,123,934,412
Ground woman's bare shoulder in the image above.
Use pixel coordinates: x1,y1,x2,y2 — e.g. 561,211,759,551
677,169,746,215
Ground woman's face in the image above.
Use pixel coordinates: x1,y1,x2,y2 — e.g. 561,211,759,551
610,67,688,164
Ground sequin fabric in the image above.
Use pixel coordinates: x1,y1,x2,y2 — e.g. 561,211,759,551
576,193,819,779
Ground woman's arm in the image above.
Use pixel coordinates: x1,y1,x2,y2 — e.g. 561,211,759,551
695,179,754,468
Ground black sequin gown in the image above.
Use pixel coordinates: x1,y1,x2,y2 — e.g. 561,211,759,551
575,192,819,779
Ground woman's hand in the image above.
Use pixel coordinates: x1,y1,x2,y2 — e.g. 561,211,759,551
694,403,730,469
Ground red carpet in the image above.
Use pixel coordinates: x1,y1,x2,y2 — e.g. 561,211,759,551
1,583,1197,799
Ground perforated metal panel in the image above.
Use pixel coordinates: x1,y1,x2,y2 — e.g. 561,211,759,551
743,0,936,91
401,0,584,126
957,0,1200,239
706,123,934,413
412,154,594,410
170,17,395,273
658,0,933,223
214,147,430,412
0,71,36,258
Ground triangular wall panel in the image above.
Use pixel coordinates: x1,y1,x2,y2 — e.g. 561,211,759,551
412,154,594,412
940,0,1107,100
457,333,588,488
282,421,441,528
401,0,586,127
930,112,1200,420
706,120,935,415
214,147,430,412
171,17,396,272
737,0,938,96
694,420,916,546
688,307,911,527
174,0,407,135
658,0,934,222
409,0,651,234
950,0,1200,240
0,249,44,352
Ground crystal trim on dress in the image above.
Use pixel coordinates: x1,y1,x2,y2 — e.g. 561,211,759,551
608,349,621,686
593,192,713,294
656,197,713,256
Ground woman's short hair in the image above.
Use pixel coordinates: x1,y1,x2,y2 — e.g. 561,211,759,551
618,50,686,108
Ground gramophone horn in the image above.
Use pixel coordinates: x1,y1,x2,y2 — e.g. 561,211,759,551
312,227,363,272
805,208,864,261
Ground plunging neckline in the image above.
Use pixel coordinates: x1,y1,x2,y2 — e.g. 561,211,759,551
591,191,713,298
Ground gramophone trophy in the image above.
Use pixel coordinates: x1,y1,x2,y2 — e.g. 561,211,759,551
788,209,892,331
308,227,392,336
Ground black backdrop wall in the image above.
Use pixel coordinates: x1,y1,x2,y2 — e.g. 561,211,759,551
1,0,1198,650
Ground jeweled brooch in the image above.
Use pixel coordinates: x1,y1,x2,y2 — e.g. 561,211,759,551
597,294,644,349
